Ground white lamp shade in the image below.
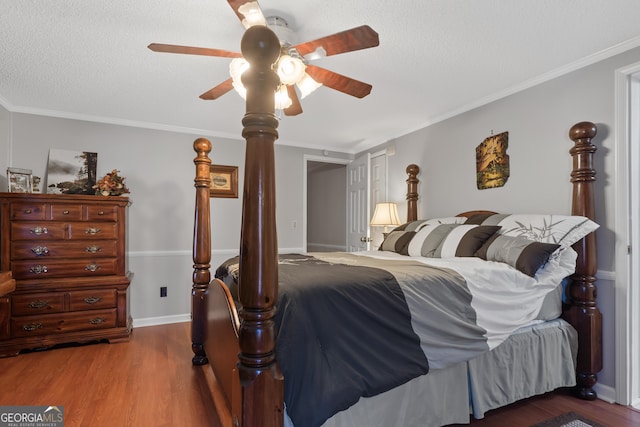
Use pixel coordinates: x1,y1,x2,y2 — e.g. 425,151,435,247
276,55,306,85
296,73,322,99
370,202,401,227
238,2,266,28
274,84,292,110
230,57,250,99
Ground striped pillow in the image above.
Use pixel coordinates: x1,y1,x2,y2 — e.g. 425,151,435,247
433,224,501,258
379,230,416,254
475,234,560,277
407,225,448,257
408,224,500,258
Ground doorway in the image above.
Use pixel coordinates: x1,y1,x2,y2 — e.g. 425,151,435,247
304,156,350,252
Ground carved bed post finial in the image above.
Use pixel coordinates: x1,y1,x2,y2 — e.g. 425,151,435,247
406,164,420,222
564,121,602,400
192,137,212,365
237,25,284,427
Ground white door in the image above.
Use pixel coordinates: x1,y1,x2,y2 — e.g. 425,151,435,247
347,153,370,251
369,152,388,248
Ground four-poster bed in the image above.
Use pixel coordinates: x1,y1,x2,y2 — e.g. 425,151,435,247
190,25,602,427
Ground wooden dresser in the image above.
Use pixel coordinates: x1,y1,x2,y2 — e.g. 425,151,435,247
0,193,132,356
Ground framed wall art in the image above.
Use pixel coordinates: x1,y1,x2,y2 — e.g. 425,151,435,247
7,167,33,193
210,164,238,198
46,148,98,194
476,131,510,190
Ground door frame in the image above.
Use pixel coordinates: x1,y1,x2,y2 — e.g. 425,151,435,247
303,154,351,252
614,61,640,407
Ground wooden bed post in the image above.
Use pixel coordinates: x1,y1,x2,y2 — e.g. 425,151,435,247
236,25,284,426
406,164,420,221
564,121,602,400
192,137,212,366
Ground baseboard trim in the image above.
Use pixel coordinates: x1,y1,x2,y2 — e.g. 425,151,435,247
133,314,191,328
594,382,617,404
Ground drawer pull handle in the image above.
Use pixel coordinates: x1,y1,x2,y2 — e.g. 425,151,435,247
31,246,50,256
30,227,48,235
85,245,101,253
85,264,100,272
84,296,102,305
23,323,43,332
98,211,105,215
63,210,70,215
85,227,101,235
89,317,106,325
29,265,48,274
28,300,50,309
24,209,32,214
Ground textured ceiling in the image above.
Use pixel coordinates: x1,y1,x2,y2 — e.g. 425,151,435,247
2,1,640,153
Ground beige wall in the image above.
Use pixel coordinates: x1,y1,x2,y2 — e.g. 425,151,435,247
362,45,640,393
2,112,328,321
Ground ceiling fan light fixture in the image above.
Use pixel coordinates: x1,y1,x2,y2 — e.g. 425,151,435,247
276,54,306,85
230,57,250,99
238,2,266,29
297,73,322,99
274,84,293,110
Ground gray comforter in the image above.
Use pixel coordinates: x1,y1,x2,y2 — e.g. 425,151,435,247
216,253,490,427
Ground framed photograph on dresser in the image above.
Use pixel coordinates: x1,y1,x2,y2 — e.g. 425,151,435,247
7,167,33,193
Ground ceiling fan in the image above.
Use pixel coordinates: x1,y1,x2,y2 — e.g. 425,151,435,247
148,0,379,116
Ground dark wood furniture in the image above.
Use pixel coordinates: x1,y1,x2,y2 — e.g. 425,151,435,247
190,25,601,427
0,193,132,357
0,271,15,297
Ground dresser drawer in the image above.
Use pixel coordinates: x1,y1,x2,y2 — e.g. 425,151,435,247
11,258,118,279
11,240,119,260
10,203,47,220
68,222,118,240
50,204,83,220
12,292,66,315
69,289,117,311
11,222,66,240
11,309,117,337
87,205,118,222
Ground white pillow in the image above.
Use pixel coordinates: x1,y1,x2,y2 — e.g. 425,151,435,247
472,213,599,247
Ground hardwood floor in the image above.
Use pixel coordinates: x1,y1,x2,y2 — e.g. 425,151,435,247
0,322,638,427
452,388,640,427
0,322,220,427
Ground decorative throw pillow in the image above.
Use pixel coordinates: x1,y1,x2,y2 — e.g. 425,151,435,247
467,213,599,247
475,234,561,277
429,224,501,258
391,220,430,232
379,230,416,255
422,216,467,226
407,225,447,257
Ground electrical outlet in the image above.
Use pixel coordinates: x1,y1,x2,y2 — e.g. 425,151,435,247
160,286,167,297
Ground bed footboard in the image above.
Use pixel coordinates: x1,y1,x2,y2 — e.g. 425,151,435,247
204,279,242,425
192,138,242,426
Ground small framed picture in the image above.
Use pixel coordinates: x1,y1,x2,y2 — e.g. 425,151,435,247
210,165,238,198
7,167,33,193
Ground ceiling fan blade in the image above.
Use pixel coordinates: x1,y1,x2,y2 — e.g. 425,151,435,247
227,0,266,28
294,25,379,58
305,65,372,99
148,43,241,58
284,85,303,116
199,79,234,100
